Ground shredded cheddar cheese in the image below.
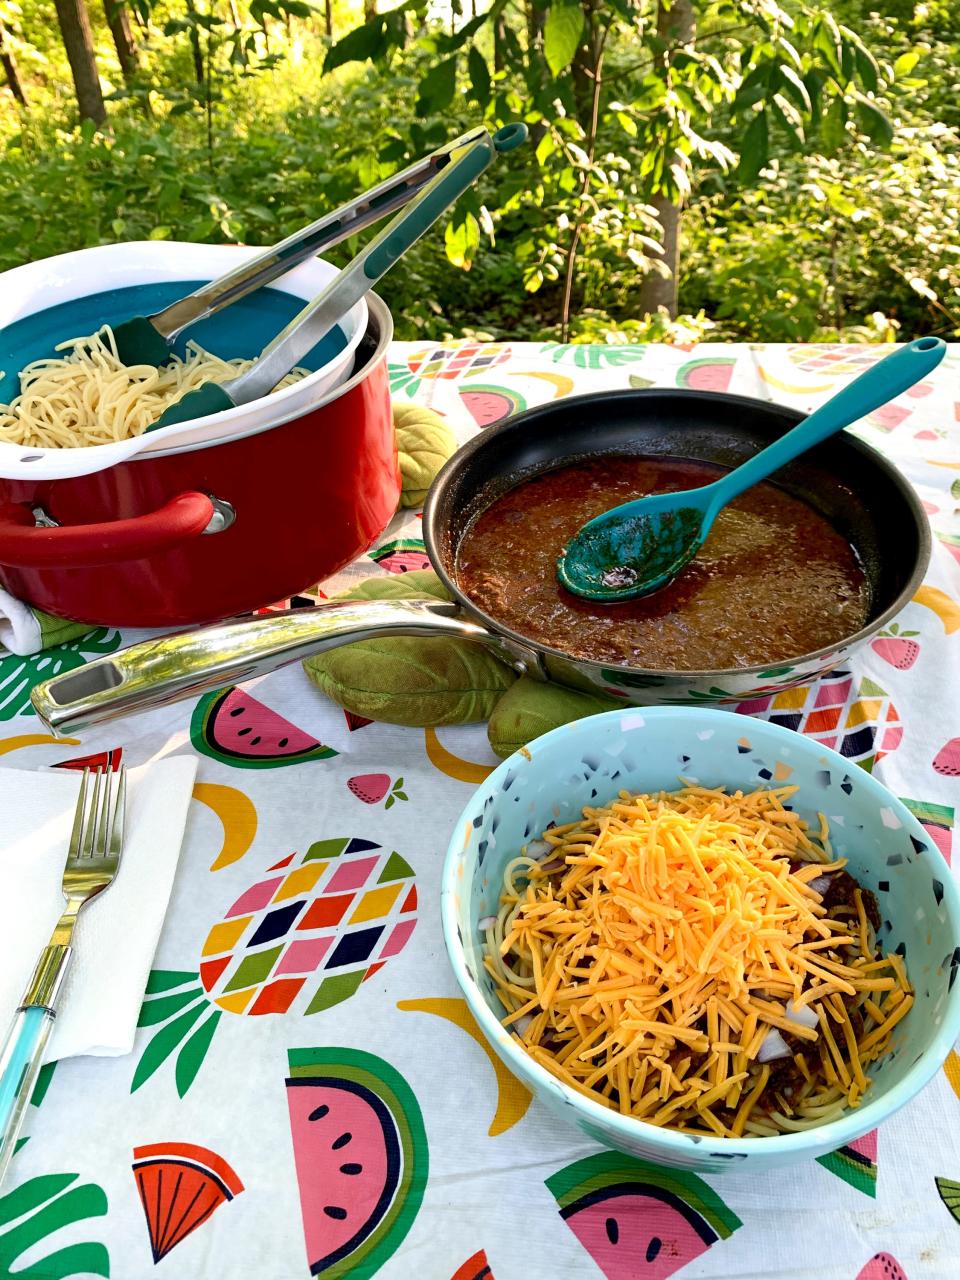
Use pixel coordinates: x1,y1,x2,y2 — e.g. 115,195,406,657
484,784,913,1137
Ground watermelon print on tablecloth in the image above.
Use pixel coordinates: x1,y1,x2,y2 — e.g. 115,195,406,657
286,1046,428,1279
787,344,893,375
933,738,960,777
901,798,953,865
459,383,527,427
736,670,902,772
0,1173,109,1278
369,538,432,574
676,357,735,392
388,342,510,398
53,747,124,772
816,1129,878,1198
866,403,912,432
191,686,338,769
133,840,418,1095
0,629,121,721
345,710,374,732
935,1176,960,1224
545,1151,741,1280
856,1255,908,1280
450,1249,494,1280
132,1142,243,1263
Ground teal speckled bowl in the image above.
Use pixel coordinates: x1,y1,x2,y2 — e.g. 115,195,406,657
441,707,960,1172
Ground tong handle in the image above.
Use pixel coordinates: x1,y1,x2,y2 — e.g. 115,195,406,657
225,125,524,406
147,128,496,343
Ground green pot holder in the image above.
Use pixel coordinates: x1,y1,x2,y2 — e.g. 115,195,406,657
303,569,622,757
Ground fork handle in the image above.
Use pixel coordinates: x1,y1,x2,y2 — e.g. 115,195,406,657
0,1006,55,1189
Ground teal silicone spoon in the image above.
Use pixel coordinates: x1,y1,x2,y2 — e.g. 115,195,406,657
151,122,527,431
557,336,946,602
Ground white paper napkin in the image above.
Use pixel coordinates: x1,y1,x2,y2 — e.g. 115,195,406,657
0,758,198,1059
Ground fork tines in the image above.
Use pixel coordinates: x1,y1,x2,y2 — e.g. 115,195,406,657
71,766,127,862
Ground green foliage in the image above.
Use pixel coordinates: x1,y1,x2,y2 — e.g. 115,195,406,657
0,2,956,342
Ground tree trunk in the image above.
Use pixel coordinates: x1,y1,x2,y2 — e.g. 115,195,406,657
185,0,204,85
637,0,695,319
571,0,599,129
324,0,332,37
102,0,138,82
0,20,27,106
639,193,684,315
53,0,106,124
363,0,376,20
493,11,507,72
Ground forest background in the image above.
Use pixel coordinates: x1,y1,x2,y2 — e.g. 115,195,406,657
0,0,957,345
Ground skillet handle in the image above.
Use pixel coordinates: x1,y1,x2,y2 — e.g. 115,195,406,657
30,598,525,736
0,493,216,568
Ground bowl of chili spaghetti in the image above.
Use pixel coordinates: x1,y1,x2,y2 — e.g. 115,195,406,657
440,706,960,1172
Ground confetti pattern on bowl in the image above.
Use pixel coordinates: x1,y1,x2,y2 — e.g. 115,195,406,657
441,706,960,1173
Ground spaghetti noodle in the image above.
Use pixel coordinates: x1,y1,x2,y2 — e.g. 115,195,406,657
0,326,307,449
483,784,912,1138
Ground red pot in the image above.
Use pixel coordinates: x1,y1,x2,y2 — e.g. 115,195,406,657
0,294,398,627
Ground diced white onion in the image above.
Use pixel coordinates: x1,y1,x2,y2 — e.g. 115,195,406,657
514,1014,534,1035
757,1028,792,1062
478,915,497,931
784,1000,819,1030
808,875,832,896
526,840,551,859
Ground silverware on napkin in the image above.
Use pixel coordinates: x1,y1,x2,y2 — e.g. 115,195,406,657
0,766,126,1187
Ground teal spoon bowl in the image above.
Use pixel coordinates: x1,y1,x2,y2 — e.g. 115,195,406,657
557,336,946,601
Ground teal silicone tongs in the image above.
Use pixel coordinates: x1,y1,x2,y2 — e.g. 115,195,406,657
113,125,524,367
150,123,527,431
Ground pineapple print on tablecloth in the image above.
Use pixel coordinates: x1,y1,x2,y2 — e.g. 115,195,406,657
133,838,417,1097
736,669,902,772
389,342,511,398
786,344,894,375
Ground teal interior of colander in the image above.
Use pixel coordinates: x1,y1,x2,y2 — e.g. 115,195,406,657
0,280,349,402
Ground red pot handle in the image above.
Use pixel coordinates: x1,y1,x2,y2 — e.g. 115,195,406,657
0,492,216,568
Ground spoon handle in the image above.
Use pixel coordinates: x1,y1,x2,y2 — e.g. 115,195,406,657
709,337,946,508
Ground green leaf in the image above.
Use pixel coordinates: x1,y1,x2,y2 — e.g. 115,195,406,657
778,64,811,114
145,969,198,995
444,211,480,269
854,45,879,95
821,96,847,152
137,986,205,1027
855,98,893,148
175,1009,222,1097
323,18,383,74
467,46,490,106
0,1176,108,1279
737,109,769,185
893,51,920,77
544,1,584,77
131,1001,209,1093
417,57,457,113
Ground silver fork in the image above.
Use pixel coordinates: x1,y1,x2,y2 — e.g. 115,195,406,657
0,767,126,1187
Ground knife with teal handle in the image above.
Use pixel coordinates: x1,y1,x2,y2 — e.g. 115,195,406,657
151,122,528,431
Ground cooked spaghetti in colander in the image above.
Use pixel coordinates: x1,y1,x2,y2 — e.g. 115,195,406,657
0,325,307,449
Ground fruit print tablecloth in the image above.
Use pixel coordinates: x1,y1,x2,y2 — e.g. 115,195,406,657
1,340,959,1280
